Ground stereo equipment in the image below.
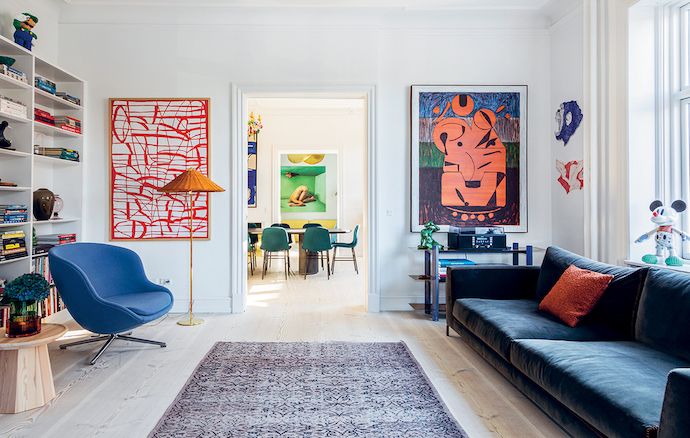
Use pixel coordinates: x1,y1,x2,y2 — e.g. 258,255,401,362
447,227,507,250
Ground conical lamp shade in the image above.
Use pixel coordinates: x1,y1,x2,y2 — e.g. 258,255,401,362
158,168,225,193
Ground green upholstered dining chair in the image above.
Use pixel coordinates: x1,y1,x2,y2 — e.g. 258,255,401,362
260,227,291,280
332,225,359,274
247,223,261,276
272,222,296,243
303,223,324,267
302,227,333,279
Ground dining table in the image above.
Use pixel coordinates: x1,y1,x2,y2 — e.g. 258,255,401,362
248,227,351,275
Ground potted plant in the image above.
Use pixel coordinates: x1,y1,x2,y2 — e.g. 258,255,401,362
1,273,50,338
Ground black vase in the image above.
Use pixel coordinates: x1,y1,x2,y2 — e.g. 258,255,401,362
33,188,55,221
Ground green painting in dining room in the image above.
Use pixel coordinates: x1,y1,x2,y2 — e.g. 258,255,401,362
280,166,327,213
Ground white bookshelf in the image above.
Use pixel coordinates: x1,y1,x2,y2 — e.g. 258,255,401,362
0,34,84,284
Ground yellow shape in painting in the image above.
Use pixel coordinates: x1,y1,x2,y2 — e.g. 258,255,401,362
288,154,307,163
304,154,325,165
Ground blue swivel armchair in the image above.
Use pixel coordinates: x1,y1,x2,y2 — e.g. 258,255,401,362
49,243,173,365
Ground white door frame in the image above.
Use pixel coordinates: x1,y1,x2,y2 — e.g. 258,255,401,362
229,84,379,313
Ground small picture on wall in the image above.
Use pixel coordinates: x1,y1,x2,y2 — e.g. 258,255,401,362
280,165,327,213
411,85,528,232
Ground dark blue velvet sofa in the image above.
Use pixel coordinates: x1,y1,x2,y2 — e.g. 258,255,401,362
446,246,690,438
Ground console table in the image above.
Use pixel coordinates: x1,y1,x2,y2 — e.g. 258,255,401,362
412,244,534,321
0,323,67,413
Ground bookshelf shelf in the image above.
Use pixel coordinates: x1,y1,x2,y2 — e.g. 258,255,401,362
0,111,31,124
34,121,82,138
0,74,31,90
0,255,29,266
33,155,80,167
0,33,84,326
0,149,30,158
0,222,29,228
32,217,80,225
34,88,83,111
0,186,31,192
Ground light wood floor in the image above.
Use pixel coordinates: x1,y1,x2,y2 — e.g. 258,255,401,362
0,258,566,438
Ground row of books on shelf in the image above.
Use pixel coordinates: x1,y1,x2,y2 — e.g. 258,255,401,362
34,108,82,133
0,204,28,224
34,146,80,162
35,76,81,106
0,95,28,118
0,257,66,328
0,64,28,84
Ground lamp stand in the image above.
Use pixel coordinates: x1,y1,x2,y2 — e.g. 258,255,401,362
178,191,203,326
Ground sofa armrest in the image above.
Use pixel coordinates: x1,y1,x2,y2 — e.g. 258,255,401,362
659,368,690,438
445,266,540,323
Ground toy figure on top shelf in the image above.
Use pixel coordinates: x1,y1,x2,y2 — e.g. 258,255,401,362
13,13,38,51
418,221,444,250
634,200,690,266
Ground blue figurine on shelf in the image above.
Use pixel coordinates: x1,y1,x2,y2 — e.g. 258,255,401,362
13,13,38,51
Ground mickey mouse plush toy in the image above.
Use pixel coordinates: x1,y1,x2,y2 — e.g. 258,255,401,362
635,200,690,266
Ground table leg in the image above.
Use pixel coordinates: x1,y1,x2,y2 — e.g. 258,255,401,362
298,235,319,275
0,345,55,413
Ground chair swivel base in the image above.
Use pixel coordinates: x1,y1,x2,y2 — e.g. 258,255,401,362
59,333,166,365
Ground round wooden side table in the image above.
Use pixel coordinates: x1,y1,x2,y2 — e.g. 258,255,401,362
0,323,68,413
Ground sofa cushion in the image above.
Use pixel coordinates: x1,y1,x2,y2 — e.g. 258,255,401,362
510,339,690,438
107,291,173,316
539,264,614,327
636,269,690,362
454,298,622,360
535,246,648,337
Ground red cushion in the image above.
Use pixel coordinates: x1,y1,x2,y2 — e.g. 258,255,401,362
539,264,614,327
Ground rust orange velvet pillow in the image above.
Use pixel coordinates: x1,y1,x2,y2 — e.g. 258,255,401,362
538,264,614,327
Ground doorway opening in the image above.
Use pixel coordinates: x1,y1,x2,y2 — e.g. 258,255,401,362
231,87,377,314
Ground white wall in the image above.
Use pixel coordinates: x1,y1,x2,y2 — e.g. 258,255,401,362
58,5,554,311
246,98,366,255
0,1,60,63
550,2,586,254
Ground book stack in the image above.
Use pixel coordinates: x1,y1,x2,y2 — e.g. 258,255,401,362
0,64,28,84
34,108,55,126
0,204,28,223
34,147,80,162
0,95,28,118
35,76,56,95
54,116,81,134
55,92,80,106
438,258,476,281
1,230,28,261
32,256,65,318
36,233,76,247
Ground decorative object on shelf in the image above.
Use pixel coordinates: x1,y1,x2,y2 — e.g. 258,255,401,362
0,121,12,149
555,100,583,146
1,273,50,337
33,188,55,221
411,85,528,232
12,12,38,51
247,112,262,137
110,98,211,240
418,221,444,250
0,57,15,67
634,200,690,266
0,95,27,118
158,168,225,326
0,179,18,187
52,194,64,219
556,159,584,193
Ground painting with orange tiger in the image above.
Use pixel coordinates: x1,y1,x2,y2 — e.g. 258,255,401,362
411,85,527,232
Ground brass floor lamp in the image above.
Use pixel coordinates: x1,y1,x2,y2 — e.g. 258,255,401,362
158,168,224,326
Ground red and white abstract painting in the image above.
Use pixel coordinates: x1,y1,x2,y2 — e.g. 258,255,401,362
556,159,584,194
110,98,210,240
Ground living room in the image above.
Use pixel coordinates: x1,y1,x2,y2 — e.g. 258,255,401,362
0,0,687,437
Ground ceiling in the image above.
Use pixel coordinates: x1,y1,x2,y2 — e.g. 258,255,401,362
62,0,553,10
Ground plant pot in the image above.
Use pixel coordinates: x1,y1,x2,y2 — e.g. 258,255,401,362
6,300,41,338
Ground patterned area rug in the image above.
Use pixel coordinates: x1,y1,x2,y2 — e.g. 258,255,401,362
149,342,467,437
